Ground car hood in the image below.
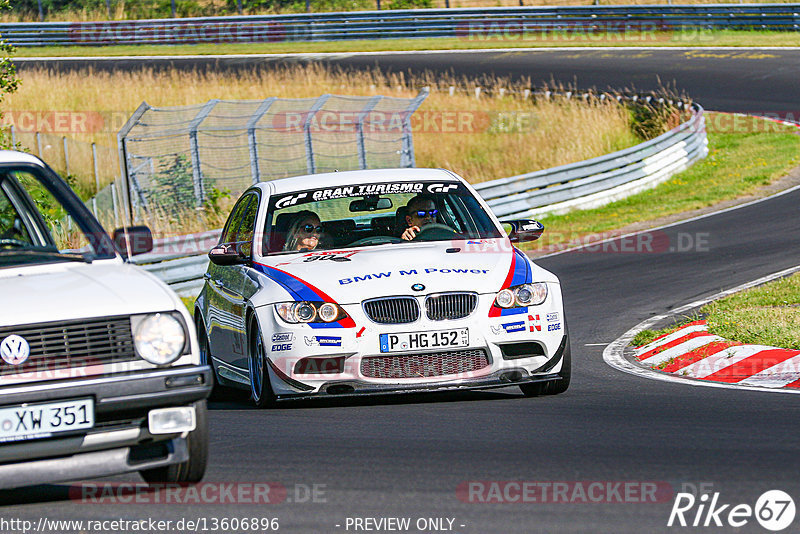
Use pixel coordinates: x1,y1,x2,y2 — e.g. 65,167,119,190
0,259,179,327
257,239,556,305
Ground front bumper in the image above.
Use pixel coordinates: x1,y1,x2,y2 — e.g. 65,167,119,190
0,366,211,489
270,332,569,401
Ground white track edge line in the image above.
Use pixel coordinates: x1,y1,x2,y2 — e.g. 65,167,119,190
602,264,800,395
537,182,800,259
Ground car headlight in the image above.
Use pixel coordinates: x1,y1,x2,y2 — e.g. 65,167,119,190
133,313,186,365
494,283,548,308
275,302,348,324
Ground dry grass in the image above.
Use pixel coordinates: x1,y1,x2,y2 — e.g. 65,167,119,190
4,65,639,190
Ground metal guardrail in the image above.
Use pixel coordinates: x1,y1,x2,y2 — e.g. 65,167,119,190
138,103,708,298
1,5,798,46
475,103,708,218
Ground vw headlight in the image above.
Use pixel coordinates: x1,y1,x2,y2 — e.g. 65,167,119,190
133,313,186,365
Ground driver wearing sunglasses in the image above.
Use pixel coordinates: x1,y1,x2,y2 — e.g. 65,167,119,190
401,194,439,241
284,210,322,252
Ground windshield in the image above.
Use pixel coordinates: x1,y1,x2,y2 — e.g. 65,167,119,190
264,181,503,255
0,168,115,268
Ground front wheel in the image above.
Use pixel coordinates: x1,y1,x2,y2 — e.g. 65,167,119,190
248,315,276,408
519,332,571,397
140,400,208,484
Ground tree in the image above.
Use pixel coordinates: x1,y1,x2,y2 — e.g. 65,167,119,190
0,0,20,149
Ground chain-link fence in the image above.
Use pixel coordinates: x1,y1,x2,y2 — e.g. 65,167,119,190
118,90,429,221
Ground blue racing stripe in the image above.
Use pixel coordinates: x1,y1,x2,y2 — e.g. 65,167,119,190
253,263,323,302
510,248,531,286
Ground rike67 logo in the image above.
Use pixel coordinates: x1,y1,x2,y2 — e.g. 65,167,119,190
668,490,796,531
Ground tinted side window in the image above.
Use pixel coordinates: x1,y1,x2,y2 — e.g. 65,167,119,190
220,195,252,245
237,193,259,257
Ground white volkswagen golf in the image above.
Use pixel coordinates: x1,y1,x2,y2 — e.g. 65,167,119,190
0,151,210,488
197,168,570,406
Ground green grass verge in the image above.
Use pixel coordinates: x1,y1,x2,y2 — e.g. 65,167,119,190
13,30,800,57
524,113,800,253
631,329,666,348
632,273,800,350
703,273,800,350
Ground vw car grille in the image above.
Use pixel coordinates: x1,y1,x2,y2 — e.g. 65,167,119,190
425,292,478,321
360,349,490,379
363,297,420,324
0,316,137,376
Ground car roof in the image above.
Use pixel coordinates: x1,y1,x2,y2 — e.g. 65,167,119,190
0,150,45,167
251,168,462,195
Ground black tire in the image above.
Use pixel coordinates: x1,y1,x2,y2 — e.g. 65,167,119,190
140,400,208,484
519,332,571,397
196,318,223,400
248,315,277,408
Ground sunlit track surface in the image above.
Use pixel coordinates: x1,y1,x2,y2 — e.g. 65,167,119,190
14,48,800,113
3,50,800,532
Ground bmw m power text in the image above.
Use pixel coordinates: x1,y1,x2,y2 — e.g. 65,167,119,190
197,168,570,406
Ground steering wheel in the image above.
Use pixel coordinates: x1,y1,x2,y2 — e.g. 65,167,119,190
349,236,405,247
0,238,29,249
412,223,460,241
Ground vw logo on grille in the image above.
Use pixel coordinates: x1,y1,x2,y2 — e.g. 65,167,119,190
411,283,425,292
0,335,30,365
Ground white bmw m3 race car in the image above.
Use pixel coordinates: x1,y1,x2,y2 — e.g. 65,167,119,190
196,168,570,406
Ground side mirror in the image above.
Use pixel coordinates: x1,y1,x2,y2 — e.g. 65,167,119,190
501,219,544,243
112,225,154,257
208,243,246,266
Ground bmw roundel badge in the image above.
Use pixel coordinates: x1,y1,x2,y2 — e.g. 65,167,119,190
411,283,425,292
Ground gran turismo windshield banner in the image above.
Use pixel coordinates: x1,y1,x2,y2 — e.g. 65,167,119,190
274,182,462,209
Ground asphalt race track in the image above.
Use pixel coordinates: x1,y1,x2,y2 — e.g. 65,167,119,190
15,48,800,113
5,50,800,532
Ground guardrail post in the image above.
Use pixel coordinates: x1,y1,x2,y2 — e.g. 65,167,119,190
36,132,42,158
400,88,429,168
247,97,277,184
92,142,101,194
356,95,383,169
63,136,69,176
304,95,330,174
188,99,219,206
111,181,119,228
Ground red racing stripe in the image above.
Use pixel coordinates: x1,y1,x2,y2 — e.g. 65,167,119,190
659,341,740,373
636,331,715,361
701,348,800,383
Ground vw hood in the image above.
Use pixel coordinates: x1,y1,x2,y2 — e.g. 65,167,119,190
0,260,180,327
